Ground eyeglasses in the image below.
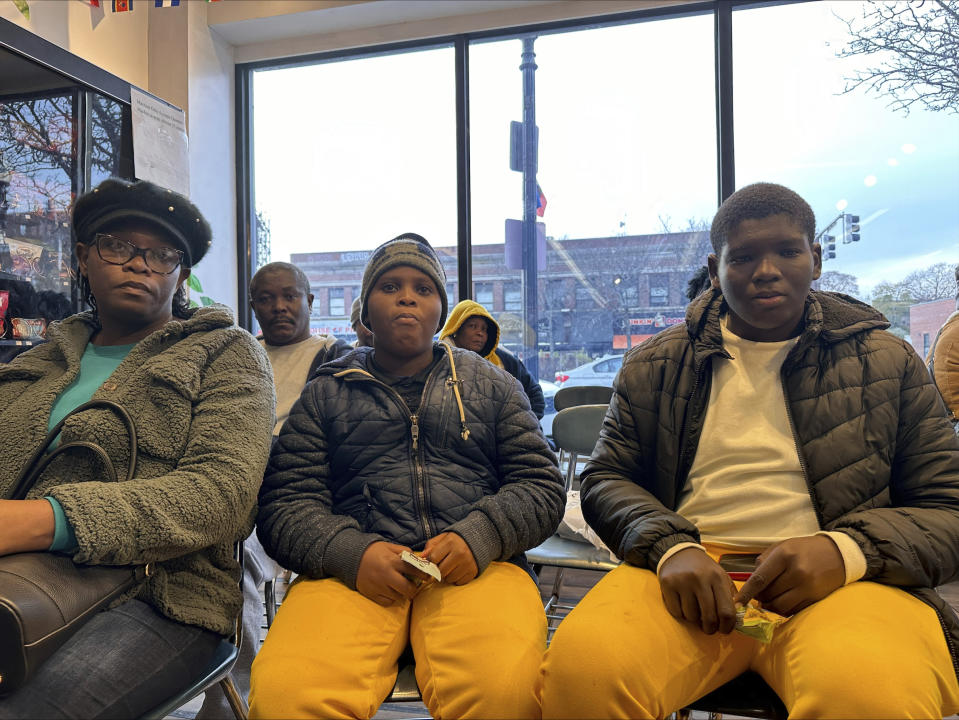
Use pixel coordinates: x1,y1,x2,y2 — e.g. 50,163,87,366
94,233,184,274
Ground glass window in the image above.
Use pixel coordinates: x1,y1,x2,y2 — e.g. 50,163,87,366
649,273,670,306
469,13,717,379
250,46,457,340
733,1,959,349
329,287,344,316
0,46,131,363
504,282,522,313
474,282,493,307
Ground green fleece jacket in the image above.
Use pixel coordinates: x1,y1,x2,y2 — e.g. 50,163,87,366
0,305,275,636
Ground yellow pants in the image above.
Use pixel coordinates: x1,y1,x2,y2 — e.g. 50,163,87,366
249,561,545,720
539,557,959,719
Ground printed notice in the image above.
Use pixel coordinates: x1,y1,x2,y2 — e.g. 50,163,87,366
131,87,189,197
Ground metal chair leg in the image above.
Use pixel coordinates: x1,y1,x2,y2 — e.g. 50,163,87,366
220,676,249,720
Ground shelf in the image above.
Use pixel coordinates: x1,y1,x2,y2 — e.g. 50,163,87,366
0,338,38,347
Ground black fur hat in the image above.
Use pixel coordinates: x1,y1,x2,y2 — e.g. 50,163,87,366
72,178,212,267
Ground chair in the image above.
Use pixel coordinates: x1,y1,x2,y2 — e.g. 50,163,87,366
675,671,787,719
553,385,613,412
527,404,619,638
552,386,613,469
141,543,248,720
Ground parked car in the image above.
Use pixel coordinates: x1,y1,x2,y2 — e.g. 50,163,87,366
555,354,624,388
538,379,559,438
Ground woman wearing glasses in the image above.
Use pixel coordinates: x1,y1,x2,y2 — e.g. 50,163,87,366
0,178,274,718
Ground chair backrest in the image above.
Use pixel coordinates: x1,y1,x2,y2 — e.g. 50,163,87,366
552,404,607,491
554,385,613,412
552,404,607,458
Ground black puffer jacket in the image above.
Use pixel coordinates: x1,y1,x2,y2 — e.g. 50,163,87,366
258,343,564,590
582,289,959,678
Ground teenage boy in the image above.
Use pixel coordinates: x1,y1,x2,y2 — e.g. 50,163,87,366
250,233,565,719
539,183,959,719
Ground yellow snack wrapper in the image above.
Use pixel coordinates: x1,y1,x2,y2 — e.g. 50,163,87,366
734,601,788,644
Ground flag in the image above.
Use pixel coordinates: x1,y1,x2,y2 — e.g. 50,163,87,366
112,0,131,10
536,184,547,217
155,0,179,6
11,0,30,19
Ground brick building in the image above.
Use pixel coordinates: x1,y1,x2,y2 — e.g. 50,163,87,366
910,298,956,359
291,229,712,362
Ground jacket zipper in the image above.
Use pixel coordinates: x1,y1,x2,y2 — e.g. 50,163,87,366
334,365,441,540
932,600,959,681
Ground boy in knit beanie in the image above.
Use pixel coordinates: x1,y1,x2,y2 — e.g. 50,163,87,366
251,232,565,720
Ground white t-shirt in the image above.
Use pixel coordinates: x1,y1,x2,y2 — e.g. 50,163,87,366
260,334,330,435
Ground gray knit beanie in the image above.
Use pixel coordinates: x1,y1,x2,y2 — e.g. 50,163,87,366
361,232,448,332
350,297,363,328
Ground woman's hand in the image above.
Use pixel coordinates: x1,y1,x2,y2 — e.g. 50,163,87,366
0,499,56,556
422,532,479,585
355,541,425,607
658,547,738,635
734,536,845,616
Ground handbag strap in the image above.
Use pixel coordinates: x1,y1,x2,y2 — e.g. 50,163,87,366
7,399,138,501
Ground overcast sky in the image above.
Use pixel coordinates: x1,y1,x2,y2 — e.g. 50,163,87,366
252,0,959,298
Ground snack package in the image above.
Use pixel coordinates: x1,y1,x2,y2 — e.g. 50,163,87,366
0,290,8,318
11,317,47,340
0,316,6,338
4,238,45,277
400,550,442,582
734,600,788,644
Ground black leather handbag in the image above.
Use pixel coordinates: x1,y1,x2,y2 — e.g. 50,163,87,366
0,400,148,696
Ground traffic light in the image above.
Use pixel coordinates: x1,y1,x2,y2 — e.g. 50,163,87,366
822,234,836,260
844,214,860,243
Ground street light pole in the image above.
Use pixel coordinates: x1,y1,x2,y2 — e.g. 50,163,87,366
521,35,539,381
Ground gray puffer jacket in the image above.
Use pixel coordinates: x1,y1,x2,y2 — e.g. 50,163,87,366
257,343,565,589
582,289,959,679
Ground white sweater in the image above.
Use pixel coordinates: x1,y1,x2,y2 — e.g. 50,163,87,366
657,317,866,585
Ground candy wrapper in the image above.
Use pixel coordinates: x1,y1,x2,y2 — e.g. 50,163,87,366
11,317,47,340
0,290,8,318
734,600,788,644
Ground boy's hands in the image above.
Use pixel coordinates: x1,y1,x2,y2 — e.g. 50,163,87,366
422,532,478,585
356,541,427,607
659,547,738,635
735,535,845,616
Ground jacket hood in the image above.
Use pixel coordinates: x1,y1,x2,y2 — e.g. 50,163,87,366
684,288,889,360
439,300,502,366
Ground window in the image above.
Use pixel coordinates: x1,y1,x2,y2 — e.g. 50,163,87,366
249,45,457,340
504,282,522,313
474,282,493,307
329,287,345,316
649,274,670,307
468,13,716,373
733,1,959,349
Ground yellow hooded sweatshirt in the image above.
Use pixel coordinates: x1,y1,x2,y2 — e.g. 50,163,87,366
439,299,504,368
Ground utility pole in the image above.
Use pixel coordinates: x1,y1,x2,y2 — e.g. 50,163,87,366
521,36,539,380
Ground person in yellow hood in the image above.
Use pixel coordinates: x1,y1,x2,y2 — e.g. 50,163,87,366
440,299,545,419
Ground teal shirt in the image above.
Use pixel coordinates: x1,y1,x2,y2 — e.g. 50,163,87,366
46,342,135,552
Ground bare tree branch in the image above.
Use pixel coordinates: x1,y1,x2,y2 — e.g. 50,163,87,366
837,0,959,115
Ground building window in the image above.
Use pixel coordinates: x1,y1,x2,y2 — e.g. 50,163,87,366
649,274,670,306
474,282,493,308
504,283,522,313
329,287,344,316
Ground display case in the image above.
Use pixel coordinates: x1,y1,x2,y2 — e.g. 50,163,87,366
0,25,133,361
